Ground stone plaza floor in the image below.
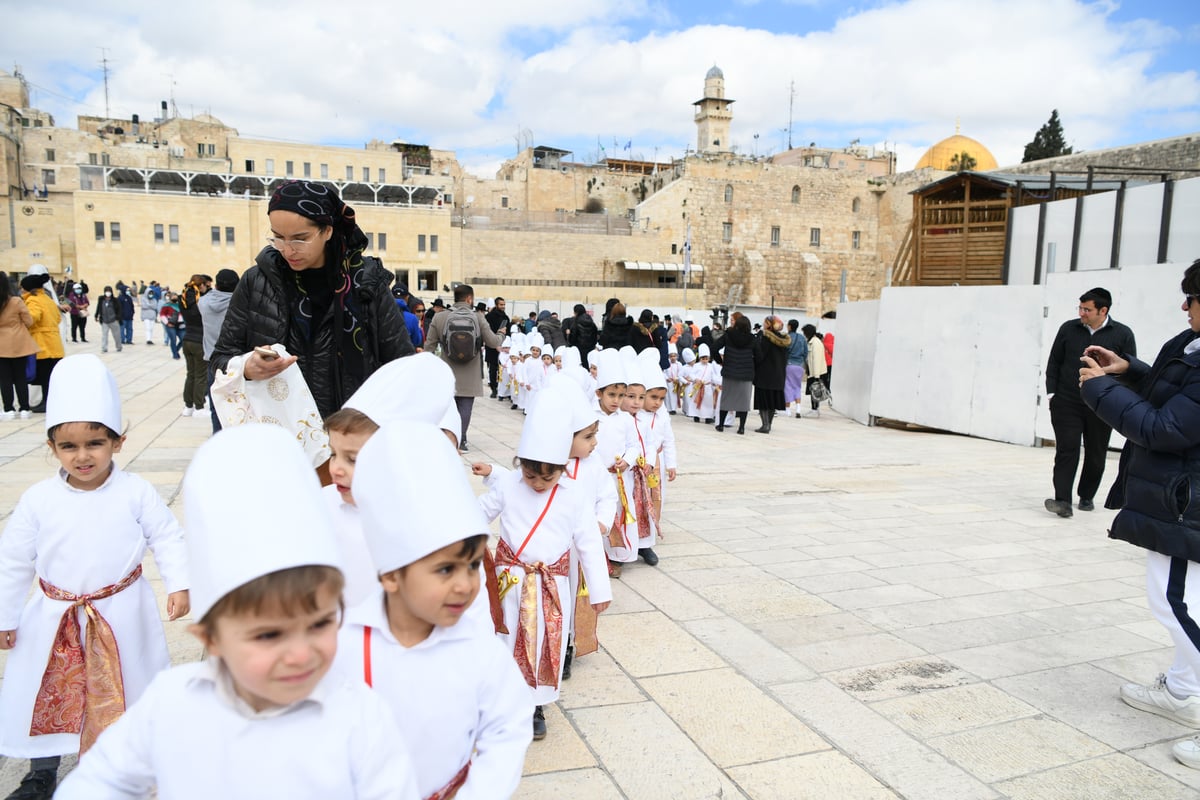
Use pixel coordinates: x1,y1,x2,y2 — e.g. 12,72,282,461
1,340,1199,798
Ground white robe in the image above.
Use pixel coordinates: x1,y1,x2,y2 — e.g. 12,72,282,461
664,361,685,413
687,361,720,421
336,591,532,800
0,467,189,758
497,356,517,399
477,469,612,704
55,658,420,800
607,411,663,562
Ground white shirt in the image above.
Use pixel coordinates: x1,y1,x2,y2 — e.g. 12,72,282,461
336,591,532,800
56,658,420,800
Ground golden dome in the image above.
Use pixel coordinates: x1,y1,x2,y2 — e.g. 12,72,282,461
914,133,998,171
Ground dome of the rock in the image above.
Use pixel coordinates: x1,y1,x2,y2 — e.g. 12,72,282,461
914,133,998,171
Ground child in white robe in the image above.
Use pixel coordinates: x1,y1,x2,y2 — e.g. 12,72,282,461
56,424,420,800
471,397,612,741
689,344,721,423
640,353,678,554
610,355,662,568
338,423,531,800
678,347,697,418
664,343,684,415
0,355,189,799
496,338,514,402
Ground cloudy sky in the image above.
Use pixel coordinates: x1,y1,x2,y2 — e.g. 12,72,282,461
3,0,1198,176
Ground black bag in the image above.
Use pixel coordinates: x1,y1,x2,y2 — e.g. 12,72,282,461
444,307,481,364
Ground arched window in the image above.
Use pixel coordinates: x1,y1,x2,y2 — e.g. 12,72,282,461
852,197,861,213
724,184,733,203
791,185,800,204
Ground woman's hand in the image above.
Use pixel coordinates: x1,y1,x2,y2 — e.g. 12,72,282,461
1083,345,1129,375
243,350,298,381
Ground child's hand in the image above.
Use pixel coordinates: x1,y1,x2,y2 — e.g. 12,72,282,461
614,458,629,473
667,468,677,482
167,590,190,621
471,463,492,477
0,629,15,649
592,601,610,614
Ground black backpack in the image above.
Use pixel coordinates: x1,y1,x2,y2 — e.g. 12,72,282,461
571,314,598,352
444,306,481,364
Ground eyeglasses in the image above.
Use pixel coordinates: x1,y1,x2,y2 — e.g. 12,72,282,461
266,236,316,251
1186,295,1200,308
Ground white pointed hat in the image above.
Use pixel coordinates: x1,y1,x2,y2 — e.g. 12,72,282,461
638,349,667,390
518,386,574,464
621,347,646,387
45,354,121,434
561,347,582,370
439,399,462,447
354,422,491,573
667,342,678,356
593,347,626,389
681,347,696,364
185,424,341,621
343,352,453,428
541,376,596,432
697,343,711,359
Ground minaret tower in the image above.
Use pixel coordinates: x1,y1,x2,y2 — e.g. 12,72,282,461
694,65,734,154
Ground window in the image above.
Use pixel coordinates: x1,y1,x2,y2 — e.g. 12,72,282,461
365,232,374,250
362,166,370,182
417,270,438,292
225,227,235,245
169,224,179,244
724,184,733,203
95,221,105,241
430,235,438,253
346,165,354,181
852,230,861,249
791,186,800,204
265,159,275,176
377,232,386,251
501,196,509,208
671,243,678,255
245,159,255,173
110,222,121,242
101,153,110,166
88,153,98,165
303,162,311,178
154,224,164,244
45,149,55,162
852,197,861,213
285,160,294,177
770,226,780,247
378,168,386,183
197,144,205,158
41,169,55,185
211,226,221,245
442,193,452,206
417,234,426,252
722,222,732,242
320,163,328,179
809,228,821,247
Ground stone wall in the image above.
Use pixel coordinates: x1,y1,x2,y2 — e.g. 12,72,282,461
999,133,1200,179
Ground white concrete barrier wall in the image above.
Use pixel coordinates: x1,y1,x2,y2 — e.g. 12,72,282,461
830,300,878,425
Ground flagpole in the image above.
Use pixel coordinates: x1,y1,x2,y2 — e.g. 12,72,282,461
682,221,691,315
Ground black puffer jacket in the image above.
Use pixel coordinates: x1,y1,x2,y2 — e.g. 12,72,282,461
598,314,632,350
719,327,755,381
1083,329,1200,560
211,248,413,417
180,286,205,344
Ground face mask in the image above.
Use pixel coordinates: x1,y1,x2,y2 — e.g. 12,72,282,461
104,292,112,297
74,288,82,294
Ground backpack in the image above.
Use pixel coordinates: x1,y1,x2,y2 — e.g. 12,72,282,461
444,306,481,364
677,325,695,350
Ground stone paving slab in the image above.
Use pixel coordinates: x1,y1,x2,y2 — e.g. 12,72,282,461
5,340,1200,797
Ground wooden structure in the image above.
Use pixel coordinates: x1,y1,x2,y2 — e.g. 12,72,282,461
893,172,1120,286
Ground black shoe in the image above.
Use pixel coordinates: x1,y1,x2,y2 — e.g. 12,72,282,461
533,706,547,740
715,424,725,432
30,404,46,414
1079,499,1095,512
562,645,574,681
7,768,57,800
640,547,659,566
510,403,518,410
693,416,700,423
489,389,497,398
755,427,769,433
459,442,469,453
1044,498,1073,518
668,411,677,415
736,428,745,435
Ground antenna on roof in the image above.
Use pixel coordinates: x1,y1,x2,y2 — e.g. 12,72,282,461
787,80,795,151
98,47,112,118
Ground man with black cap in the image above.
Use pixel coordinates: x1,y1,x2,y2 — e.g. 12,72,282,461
484,297,509,397
392,284,424,349
199,269,239,433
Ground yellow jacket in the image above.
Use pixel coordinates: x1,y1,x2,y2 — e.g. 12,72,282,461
22,290,65,360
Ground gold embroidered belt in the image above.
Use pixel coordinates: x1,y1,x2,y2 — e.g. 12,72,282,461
494,539,570,690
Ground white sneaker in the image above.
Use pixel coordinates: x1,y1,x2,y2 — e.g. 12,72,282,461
1173,736,1200,768
18,410,31,419
181,407,194,417
0,410,13,421
1121,674,1200,727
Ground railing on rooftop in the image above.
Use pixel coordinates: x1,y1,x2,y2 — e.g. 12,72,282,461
452,209,632,235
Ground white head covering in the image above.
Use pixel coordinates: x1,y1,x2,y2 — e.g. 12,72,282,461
343,352,453,428
618,345,636,362
553,346,567,359
698,343,711,359
500,337,512,350
638,349,667,391
667,342,678,356
541,376,595,432
184,424,341,621
518,388,574,464
438,399,462,446
354,422,490,573
681,348,696,365
561,346,582,371
528,332,545,350
621,347,645,387
46,354,121,434
593,347,626,389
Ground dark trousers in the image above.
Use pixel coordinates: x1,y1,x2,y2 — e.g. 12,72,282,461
0,356,31,411
165,326,181,358
454,396,474,448
1049,394,1113,502
181,340,207,409
120,319,133,343
208,362,222,434
70,316,87,341
34,357,59,407
485,348,501,392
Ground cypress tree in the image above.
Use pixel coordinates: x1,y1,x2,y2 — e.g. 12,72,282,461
1022,110,1073,163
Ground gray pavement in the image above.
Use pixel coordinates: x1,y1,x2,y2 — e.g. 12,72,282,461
1,340,1198,798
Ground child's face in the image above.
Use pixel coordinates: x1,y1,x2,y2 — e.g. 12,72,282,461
668,353,677,363
530,348,541,359
569,423,599,459
597,383,625,415
621,384,646,413
198,581,340,713
328,428,374,506
381,539,484,639
553,356,563,369
521,465,563,493
699,356,710,364
541,354,553,366
642,388,667,414
49,423,124,491
589,364,598,378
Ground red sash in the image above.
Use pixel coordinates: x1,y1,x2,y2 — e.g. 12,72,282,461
494,539,571,690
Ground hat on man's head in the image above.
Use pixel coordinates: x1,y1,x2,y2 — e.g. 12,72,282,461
184,424,341,621
46,355,121,434
215,269,239,292
354,422,490,573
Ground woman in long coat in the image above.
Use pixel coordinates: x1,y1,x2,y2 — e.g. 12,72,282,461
19,274,64,413
752,315,789,433
716,313,754,434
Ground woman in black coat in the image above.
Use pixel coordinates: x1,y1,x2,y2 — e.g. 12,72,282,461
1080,258,1200,767
716,313,755,434
598,302,633,350
630,308,656,354
211,180,414,419
752,315,790,433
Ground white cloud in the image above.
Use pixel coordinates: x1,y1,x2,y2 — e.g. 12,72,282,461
3,0,1196,174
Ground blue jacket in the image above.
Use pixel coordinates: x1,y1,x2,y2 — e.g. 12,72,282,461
1082,329,1200,560
394,298,423,348
787,332,808,366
